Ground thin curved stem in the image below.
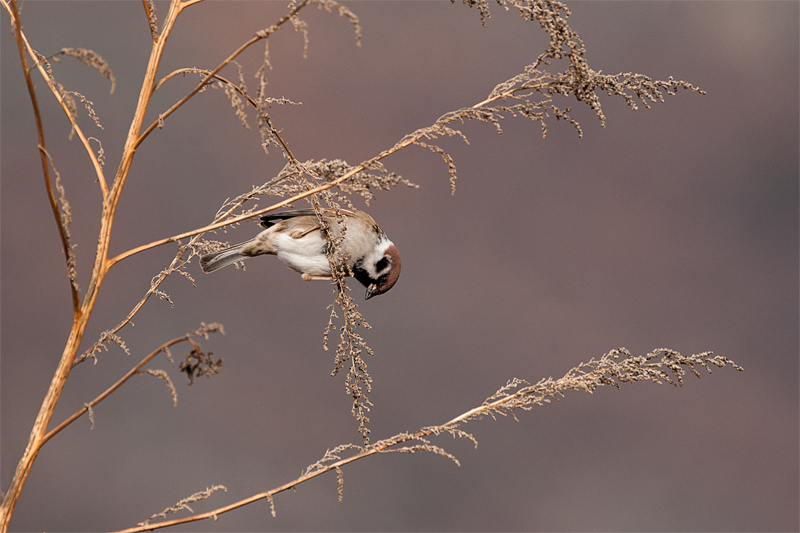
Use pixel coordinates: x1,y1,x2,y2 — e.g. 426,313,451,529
5,9,81,313
111,350,741,533
45,334,205,446
0,0,108,198
135,0,311,151
152,69,297,160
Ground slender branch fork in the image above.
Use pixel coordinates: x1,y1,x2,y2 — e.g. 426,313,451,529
44,333,209,446
0,0,108,198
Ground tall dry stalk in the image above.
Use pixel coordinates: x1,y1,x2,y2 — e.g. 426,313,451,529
0,0,737,531
0,0,315,527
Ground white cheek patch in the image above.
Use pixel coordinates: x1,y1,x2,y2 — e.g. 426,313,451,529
361,239,395,278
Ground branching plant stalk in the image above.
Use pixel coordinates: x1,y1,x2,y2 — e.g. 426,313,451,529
45,333,209,446
0,0,107,197
110,349,742,533
108,78,555,267
0,0,323,521
0,0,198,528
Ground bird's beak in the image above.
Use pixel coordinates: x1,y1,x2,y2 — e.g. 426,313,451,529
365,284,377,300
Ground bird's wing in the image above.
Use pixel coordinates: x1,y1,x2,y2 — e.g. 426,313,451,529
259,208,356,228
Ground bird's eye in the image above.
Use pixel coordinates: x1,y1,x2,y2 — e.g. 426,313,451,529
378,275,388,285
376,257,389,272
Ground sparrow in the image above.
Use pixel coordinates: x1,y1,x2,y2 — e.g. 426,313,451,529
199,208,401,299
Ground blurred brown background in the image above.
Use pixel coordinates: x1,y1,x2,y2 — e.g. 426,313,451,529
2,1,797,531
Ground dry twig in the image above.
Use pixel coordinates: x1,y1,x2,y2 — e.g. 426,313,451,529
43,324,224,446
111,349,741,532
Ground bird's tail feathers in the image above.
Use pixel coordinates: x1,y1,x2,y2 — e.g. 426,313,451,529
199,241,251,273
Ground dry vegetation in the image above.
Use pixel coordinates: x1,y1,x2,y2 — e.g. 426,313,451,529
0,0,741,531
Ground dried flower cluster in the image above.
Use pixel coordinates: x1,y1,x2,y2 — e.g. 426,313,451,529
138,485,227,527
142,369,178,407
384,0,704,195
439,348,744,430
58,47,116,93
178,347,224,385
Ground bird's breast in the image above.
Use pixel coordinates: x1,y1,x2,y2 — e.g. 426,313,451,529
273,233,331,276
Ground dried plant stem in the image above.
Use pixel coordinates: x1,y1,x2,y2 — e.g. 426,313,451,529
0,0,107,198
0,0,198,528
111,349,741,533
4,1,79,313
44,328,220,446
134,0,311,152
108,77,555,268
112,444,385,533
0,1,85,526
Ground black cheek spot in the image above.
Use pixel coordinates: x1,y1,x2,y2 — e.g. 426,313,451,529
376,257,389,272
353,266,372,288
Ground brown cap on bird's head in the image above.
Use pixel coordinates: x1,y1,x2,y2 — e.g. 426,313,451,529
365,244,401,300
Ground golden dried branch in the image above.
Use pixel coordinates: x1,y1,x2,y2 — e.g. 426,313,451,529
134,0,313,152
43,323,224,446
0,0,108,198
111,349,741,533
0,1,200,526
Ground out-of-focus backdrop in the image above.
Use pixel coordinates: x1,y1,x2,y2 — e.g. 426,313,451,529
2,1,797,531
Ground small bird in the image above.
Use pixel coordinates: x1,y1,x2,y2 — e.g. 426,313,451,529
199,208,401,299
